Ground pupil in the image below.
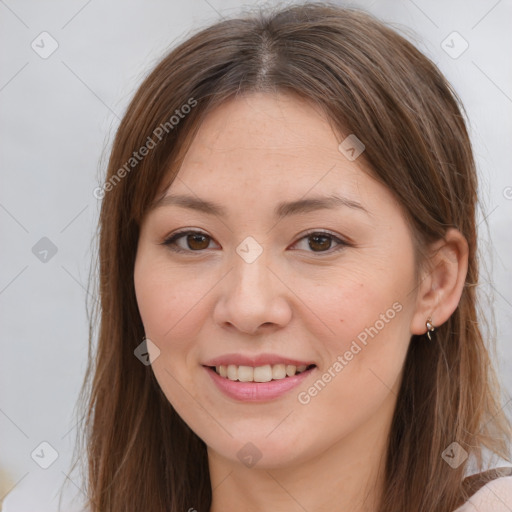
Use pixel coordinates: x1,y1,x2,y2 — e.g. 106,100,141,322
309,234,330,251
188,234,209,250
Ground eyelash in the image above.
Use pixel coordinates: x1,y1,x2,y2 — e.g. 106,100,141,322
160,229,351,255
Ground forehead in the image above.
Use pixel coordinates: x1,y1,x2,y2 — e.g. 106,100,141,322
169,92,372,199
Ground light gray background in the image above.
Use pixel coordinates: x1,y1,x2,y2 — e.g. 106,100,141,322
1,1,511,510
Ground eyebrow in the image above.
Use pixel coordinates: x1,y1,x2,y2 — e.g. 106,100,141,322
150,193,369,219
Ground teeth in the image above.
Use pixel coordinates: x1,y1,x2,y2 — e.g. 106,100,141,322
286,365,296,377
214,363,312,381
238,365,253,382
254,365,272,382
227,365,238,381
272,364,286,380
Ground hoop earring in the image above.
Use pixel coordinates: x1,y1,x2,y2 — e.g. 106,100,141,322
425,317,435,340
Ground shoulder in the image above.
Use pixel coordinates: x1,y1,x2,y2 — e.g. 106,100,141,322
453,473,512,512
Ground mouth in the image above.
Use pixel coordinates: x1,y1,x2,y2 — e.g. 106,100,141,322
205,363,317,382
203,363,318,402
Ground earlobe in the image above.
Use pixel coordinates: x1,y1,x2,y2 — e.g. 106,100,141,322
410,228,469,337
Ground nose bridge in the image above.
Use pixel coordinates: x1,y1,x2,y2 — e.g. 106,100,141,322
213,237,291,333
231,238,272,301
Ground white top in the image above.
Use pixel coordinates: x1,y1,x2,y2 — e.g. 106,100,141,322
453,475,512,511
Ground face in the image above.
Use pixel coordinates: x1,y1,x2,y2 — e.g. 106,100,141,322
134,92,420,470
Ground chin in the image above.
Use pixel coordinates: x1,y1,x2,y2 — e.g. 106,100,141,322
206,430,313,470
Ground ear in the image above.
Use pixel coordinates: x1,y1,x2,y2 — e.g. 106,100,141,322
410,228,469,336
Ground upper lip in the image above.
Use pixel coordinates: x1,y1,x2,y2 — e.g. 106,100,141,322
203,353,316,367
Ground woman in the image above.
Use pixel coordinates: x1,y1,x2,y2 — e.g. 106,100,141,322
72,3,512,511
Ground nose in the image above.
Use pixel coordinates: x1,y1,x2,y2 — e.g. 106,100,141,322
212,250,292,335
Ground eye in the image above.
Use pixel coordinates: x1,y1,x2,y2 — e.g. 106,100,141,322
291,230,350,254
161,229,350,255
161,230,217,254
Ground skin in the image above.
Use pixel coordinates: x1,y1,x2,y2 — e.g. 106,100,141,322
133,92,468,512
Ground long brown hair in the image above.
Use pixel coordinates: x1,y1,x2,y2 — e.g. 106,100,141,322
69,3,511,511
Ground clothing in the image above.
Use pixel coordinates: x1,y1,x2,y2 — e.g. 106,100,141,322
454,472,512,511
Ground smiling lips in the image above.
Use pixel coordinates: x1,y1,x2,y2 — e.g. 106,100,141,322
203,353,316,382
204,363,317,402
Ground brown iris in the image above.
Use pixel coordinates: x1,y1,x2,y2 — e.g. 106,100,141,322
308,233,332,252
186,233,210,250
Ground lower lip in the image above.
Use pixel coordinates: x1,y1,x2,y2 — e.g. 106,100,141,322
204,365,316,402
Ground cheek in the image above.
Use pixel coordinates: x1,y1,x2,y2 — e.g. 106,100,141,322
299,257,414,407
134,255,210,412
294,286,410,441
133,254,208,351
306,263,409,350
